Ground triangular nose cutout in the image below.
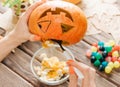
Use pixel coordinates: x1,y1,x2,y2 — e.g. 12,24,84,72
38,20,51,33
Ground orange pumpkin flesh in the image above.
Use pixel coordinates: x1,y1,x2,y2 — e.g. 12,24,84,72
29,0,87,45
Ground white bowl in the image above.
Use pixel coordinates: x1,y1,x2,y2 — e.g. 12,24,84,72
30,45,74,85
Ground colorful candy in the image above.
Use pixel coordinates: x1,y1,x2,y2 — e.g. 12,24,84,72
86,50,92,58
108,40,115,47
102,61,108,67
113,61,120,68
95,53,102,60
91,52,97,56
108,62,114,69
91,46,97,52
118,57,120,63
105,46,112,52
98,41,104,46
92,42,98,47
102,51,108,58
99,46,105,51
112,51,119,57
105,66,112,74
94,60,101,67
111,57,117,62
105,56,111,62
99,65,104,71
86,40,120,74
90,56,96,63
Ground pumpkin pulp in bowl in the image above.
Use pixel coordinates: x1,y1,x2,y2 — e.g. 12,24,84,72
30,45,74,85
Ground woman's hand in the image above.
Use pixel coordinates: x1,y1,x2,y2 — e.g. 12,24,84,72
67,60,96,87
0,1,45,61
10,1,45,43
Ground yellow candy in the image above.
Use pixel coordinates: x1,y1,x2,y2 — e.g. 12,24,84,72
112,51,119,57
114,61,120,68
108,62,114,69
105,66,112,74
91,46,97,52
108,40,115,47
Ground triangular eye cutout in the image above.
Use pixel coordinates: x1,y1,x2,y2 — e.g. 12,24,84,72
61,23,74,33
38,20,51,33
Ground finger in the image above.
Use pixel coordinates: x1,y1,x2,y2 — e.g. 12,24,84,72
68,60,90,74
67,59,74,66
67,60,85,71
68,70,78,87
69,65,75,74
68,61,78,87
29,34,41,41
81,67,96,87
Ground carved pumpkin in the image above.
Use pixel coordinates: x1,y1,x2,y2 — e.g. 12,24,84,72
29,0,87,45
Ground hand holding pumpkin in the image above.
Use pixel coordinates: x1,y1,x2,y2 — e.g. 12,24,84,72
10,1,45,43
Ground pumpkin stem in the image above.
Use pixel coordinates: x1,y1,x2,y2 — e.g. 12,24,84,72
51,39,65,51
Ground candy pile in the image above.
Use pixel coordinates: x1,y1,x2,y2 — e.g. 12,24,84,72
86,40,120,74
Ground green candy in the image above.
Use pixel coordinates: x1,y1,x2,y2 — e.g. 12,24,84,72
105,46,112,52
94,60,101,67
95,53,102,60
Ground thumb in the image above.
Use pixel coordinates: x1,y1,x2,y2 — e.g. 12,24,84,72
68,66,78,87
29,34,41,41
0,36,3,39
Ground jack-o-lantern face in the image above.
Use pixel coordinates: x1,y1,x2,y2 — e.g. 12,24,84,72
29,0,87,45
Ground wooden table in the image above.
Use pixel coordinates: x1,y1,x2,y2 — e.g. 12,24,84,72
0,1,120,87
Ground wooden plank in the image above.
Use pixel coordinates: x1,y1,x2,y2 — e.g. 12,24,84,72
3,48,69,87
19,41,117,87
83,32,113,44
19,42,41,56
0,63,33,87
3,48,43,87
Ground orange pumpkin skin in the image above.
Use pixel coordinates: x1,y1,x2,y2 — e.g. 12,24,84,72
29,0,87,45
63,0,81,4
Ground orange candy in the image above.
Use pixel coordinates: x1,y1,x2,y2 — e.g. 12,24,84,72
86,50,92,58
67,60,75,74
118,57,120,63
112,45,120,51
92,42,98,47
111,57,117,62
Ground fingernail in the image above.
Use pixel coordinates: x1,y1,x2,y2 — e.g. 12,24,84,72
67,59,74,65
69,66,75,74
